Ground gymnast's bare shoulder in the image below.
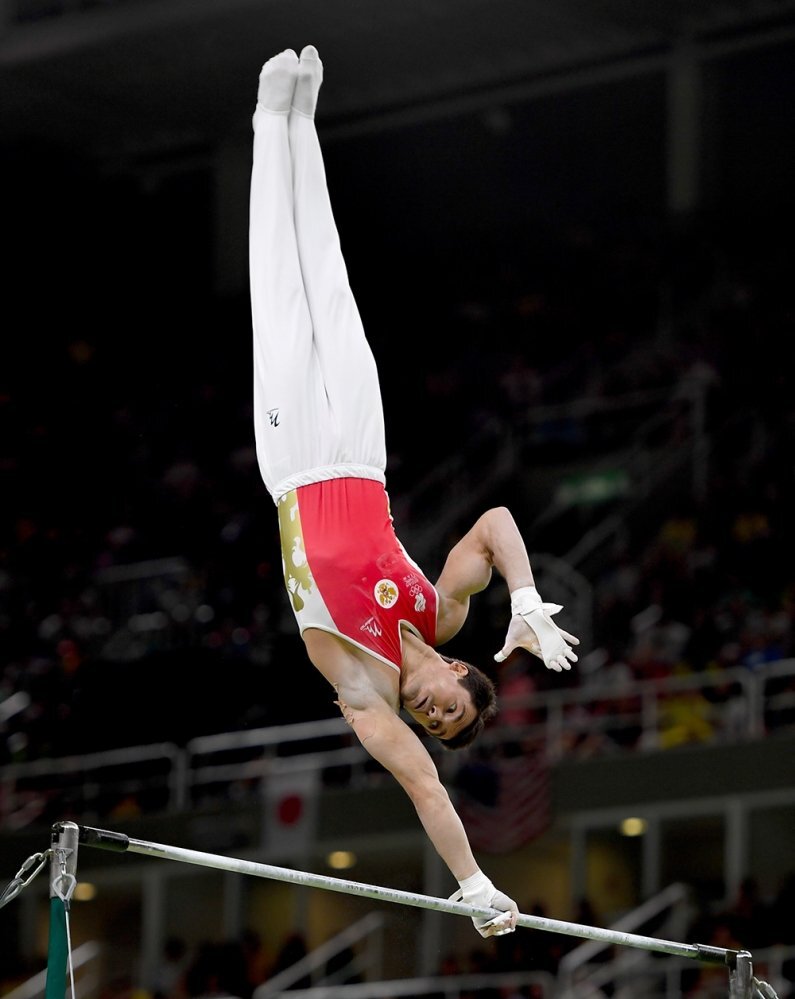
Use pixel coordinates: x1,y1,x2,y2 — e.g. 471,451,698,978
301,628,447,798
302,627,401,718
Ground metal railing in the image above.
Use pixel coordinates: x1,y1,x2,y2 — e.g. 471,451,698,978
256,968,557,998
558,882,693,995
483,659,789,761
1,942,101,999
1,659,793,828
253,913,385,997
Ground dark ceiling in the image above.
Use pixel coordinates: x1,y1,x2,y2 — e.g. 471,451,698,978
3,0,795,162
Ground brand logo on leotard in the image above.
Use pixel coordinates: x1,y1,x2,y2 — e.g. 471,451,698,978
414,593,426,612
374,579,399,609
266,408,280,427
360,616,382,638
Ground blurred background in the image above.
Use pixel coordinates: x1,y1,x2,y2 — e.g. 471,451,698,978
1,2,794,997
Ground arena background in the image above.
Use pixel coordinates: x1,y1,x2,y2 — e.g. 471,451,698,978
1,3,794,997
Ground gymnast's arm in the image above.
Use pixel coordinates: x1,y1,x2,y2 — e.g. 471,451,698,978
303,629,479,875
434,506,534,641
434,506,579,671
354,705,519,936
335,691,482,880
303,630,518,935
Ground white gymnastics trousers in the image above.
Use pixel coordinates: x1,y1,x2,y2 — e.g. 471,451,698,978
249,102,387,502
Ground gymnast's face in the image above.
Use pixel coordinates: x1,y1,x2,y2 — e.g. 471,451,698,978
402,659,477,741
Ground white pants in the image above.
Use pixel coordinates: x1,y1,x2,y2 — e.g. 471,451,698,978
249,104,387,502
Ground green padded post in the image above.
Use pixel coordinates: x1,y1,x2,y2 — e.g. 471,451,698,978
44,896,69,999
45,823,80,999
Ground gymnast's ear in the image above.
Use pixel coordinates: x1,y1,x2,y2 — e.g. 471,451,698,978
439,654,469,676
447,659,469,676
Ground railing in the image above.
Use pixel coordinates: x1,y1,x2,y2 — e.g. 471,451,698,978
1,942,101,999
254,969,557,998
0,742,183,830
262,883,751,999
558,882,692,996
559,943,795,999
393,385,695,569
483,659,792,762
1,659,793,828
253,913,385,997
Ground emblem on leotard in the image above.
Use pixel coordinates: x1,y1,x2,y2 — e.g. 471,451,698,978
374,579,399,609
277,493,314,611
403,573,426,613
266,407,280,427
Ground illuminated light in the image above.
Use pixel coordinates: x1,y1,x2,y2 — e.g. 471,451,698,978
620,817,648,837
73,882,97,901
327,851,356,870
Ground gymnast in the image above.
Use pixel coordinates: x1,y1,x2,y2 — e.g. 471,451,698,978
249,46,579,937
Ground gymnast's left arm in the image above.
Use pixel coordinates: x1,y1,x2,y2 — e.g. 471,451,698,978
435,506,580,672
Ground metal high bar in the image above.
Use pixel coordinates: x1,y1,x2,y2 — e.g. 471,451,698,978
74,822,737,967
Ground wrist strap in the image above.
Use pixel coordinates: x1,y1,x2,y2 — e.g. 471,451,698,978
510,585,542,617
457,869,490,896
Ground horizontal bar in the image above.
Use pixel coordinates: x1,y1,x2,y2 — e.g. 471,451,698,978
75,824,734,965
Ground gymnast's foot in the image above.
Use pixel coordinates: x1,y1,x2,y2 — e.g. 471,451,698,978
292,45,323,118
257,49,298,114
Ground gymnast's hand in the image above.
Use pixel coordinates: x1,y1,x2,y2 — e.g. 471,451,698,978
495,587,579,672
452,870,519,937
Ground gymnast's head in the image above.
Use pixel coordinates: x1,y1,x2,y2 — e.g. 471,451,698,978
402,654,497,749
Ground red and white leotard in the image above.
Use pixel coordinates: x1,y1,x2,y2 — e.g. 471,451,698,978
277,478,438,671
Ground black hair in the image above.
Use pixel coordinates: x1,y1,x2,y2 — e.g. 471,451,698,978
437,655,497,750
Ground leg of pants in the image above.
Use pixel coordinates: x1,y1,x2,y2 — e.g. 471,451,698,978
249,106,333,497
288,109,387,473
250,106,387,501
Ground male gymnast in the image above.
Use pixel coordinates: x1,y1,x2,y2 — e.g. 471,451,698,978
250,46,579,937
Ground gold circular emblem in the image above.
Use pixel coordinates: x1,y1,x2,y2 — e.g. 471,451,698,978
374,579,399,609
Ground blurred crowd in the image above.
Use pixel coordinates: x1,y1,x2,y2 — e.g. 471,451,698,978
1,213,794,772
3,204,795,989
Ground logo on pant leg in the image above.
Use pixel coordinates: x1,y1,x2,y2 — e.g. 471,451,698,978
374,579,399,609
267,408,280,427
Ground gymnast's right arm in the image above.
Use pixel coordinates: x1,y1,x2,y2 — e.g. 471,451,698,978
302,630,518,935
335,693,519,938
